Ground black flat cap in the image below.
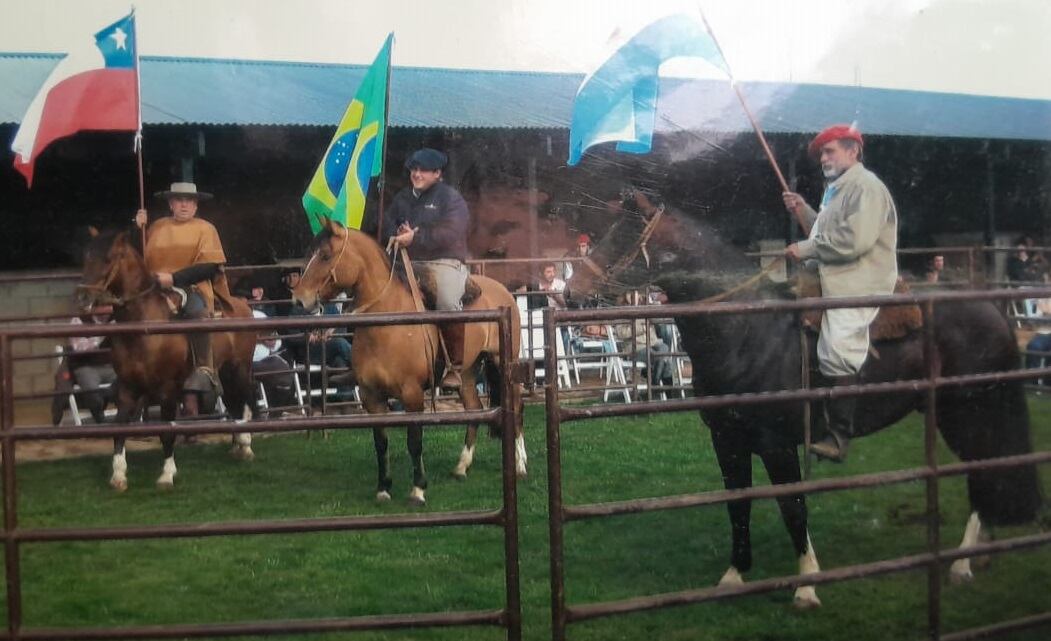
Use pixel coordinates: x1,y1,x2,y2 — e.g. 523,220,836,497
404,148,448,171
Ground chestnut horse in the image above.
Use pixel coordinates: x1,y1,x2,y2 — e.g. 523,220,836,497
292,218,524,505
77,229,257,491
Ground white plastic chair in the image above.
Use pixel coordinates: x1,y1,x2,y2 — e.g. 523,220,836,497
516,296,572,389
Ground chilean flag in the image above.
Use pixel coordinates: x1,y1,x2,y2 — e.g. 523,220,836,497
11,12,140,187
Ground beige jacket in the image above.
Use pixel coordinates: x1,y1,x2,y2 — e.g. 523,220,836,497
795,163,898,297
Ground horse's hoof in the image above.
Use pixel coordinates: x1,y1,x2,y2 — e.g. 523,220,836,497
375,490,392,503
156,480,175,491
408,487,426,506
230,446,255,461
109,478,128,493
718,567,744,587
450,467,468,481
949,561,975,585
516,468,528,480
793,587,822,609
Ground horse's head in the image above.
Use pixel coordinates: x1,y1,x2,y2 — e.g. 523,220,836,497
293,217,357,312
76,226,146,310
568,188,760,304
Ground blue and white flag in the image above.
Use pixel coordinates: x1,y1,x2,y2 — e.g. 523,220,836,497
567,14,730,166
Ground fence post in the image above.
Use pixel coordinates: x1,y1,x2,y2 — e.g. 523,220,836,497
498,307,523,641
921,300,942,640
1,335,23,640
544,308,568,641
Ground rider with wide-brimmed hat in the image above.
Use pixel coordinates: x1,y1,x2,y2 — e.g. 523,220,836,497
782,124,899,462
135,182,232,411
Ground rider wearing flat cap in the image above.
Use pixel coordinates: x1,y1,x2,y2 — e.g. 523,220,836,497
135,182,233,412
782,124,899,462
384,148,471,389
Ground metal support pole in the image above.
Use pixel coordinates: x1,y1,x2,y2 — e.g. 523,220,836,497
497,308,522,641
544,308,568,641
1,335,22,640
921,300,942,640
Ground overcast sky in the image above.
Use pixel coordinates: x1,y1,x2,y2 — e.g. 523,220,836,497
3,0,1050,100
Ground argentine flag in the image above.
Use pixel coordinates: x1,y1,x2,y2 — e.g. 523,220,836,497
567,14,730,166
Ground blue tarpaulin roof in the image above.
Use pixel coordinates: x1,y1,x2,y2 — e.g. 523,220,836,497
2,52,1051,140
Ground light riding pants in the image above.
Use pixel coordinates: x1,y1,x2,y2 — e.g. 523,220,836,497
417,259,468,311
817,305,880,377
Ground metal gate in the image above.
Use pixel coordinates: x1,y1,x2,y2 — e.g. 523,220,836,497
544,288,1051,641
0,307,522,640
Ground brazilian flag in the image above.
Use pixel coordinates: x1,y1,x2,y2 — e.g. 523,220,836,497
302,34,392,232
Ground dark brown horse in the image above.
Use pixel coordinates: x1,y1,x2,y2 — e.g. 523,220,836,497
575,190,1042,607
292,219,524,505
77,228,257,491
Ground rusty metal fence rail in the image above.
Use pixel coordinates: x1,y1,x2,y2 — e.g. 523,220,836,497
543,287,1051,641
0,308,522,641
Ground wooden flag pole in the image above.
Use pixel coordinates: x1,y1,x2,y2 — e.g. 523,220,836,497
375,33,394,243
131,7,147,249
700,12,811,235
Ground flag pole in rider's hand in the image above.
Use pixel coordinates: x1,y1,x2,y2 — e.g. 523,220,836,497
699,12,811,235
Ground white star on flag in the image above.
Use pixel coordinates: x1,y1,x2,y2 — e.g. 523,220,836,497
110,27,127,50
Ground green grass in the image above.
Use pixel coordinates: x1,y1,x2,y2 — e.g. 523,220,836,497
8,396,1051,641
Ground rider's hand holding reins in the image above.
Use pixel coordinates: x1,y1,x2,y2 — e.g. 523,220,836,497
393,223,417,247
134,209,148,228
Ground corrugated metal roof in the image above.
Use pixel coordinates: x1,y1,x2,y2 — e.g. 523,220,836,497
2,52,1050,140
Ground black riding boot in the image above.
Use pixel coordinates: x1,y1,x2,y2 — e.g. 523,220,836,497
810,374,859,463
440,323,465,389
185,331,222,396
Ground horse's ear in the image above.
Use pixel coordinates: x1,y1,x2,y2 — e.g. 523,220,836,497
324,216,346,235
88,226,99,238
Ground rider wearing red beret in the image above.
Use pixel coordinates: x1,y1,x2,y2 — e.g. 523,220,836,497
782,124,899,462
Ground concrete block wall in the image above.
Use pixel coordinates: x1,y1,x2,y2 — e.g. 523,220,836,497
0,274,79,397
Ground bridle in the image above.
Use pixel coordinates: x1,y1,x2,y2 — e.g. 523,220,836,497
302,229,398,315
75,253,156,307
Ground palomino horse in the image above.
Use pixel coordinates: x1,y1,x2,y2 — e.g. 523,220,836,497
77,229,257,490
576,191,1042,607
292,218,524,505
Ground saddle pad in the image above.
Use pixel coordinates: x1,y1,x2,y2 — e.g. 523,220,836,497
796,271,922,341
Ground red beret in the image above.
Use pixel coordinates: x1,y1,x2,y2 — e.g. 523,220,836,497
808,124,863,157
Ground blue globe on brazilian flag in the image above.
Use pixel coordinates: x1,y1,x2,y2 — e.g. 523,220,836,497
302,34,392,232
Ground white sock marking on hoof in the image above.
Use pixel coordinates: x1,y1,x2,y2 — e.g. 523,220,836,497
375,490,392,503
452,445,475,479
950,511,982,584
718,566,744,586
515,435,528,478
408,486,426,505
155,455,177,489
110,449,128,492
793,532,822,608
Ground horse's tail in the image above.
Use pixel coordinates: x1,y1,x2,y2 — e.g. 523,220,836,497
483,356,503,439
939,380,1043,525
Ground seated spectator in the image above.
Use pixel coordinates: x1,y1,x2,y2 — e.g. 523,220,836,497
925,254,944,284
247,282,277,317
561,233,593,282
251,309,296,410
515,262,567,310
1007,236,1046,283
614,292,673,387
281,302,353,400
66,305,117,424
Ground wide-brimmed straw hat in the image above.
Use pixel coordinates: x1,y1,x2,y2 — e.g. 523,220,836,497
154,182,213,200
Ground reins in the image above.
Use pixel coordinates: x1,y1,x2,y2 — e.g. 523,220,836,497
697,256,786,304
75,253,158,308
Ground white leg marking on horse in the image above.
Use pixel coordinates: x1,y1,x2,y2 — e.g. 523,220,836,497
230,430,255,461
156,455,177,489
793,532,823,609
950,511,982,585
452,445,475,479
110,448,128,492
408,486,426,505
718,566,744,587
375,490,392,503
515,434,528,479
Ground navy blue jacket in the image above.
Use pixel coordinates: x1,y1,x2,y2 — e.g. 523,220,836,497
384,181,469,262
